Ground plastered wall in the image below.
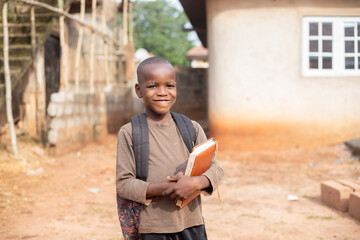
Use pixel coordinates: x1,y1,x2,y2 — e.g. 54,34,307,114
206,0,360,150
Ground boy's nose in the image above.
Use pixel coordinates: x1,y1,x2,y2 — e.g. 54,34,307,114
157,86,168,95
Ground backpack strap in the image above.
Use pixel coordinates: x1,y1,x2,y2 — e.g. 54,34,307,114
171,112,197,153
131,113,149,181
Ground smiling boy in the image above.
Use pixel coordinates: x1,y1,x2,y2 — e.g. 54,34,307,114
116,57,223,240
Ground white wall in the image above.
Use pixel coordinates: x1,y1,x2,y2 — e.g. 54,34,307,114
206,0,360,150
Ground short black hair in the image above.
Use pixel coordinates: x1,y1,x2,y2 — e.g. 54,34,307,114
137,57,173,83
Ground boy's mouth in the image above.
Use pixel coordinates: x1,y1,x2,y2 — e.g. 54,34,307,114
154,99,170,103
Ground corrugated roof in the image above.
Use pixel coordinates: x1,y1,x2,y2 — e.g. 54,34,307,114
179,0,207,47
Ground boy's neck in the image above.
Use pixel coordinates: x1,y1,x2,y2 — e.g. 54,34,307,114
145,110,172,124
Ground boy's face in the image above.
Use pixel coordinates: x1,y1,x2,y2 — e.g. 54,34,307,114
135,63,177,120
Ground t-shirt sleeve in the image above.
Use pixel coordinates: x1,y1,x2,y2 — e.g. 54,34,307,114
116,124,151,205
192,121,224,195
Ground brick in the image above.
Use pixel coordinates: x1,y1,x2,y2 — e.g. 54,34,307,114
321,180,352,212
349,192,360,221
335,179,360,191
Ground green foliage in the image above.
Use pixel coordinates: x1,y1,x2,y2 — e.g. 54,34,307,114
130,0,194,66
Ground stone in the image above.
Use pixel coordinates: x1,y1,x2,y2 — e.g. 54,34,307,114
47,102,57,117
48,129,58,145
50,91,66,103
50,118,65,130
321,180,352,212
349,192,360,221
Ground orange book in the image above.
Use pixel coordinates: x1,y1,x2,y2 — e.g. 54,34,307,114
176,138,217,208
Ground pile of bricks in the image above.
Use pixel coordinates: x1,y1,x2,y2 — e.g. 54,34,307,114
321,179,360,221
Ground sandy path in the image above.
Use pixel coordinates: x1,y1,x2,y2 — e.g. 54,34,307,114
1,135,359,239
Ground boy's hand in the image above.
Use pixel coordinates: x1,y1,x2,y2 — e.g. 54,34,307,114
162,174,210,201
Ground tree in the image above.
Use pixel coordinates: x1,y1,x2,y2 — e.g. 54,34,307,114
131,0,194,66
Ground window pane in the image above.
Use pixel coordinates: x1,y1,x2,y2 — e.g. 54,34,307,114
345,22,355,36
310,40,318,52
358,57,360,69
322,22,332,36
358,22,360,37
358,40,360,53
345,41,354,53
323,57,332,69
345,57,355,69
309,22,318,36
322,40,332,53
309,56,318,69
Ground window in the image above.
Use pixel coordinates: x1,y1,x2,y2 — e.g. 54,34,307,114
302,17,360,76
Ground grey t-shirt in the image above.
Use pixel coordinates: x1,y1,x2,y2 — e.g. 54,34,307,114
116,118,223,233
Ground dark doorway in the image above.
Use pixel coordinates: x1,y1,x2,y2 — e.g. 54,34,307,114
44,34,60,111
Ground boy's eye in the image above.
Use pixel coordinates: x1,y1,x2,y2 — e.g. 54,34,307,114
167,84,175,88
147,85,156,89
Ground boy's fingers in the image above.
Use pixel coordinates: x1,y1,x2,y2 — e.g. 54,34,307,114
162,186,174,196
166,176,178,182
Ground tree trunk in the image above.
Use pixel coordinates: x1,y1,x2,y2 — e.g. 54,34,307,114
2,2,19,157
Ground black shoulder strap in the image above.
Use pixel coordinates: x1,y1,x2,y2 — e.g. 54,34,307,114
131,113,149,181
171,112,197,153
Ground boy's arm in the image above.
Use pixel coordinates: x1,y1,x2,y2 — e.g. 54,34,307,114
116,125,151,205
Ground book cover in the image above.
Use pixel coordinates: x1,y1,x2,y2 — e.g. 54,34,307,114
176,138,217,208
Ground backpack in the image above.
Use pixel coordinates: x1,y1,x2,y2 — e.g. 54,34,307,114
116,112,197,240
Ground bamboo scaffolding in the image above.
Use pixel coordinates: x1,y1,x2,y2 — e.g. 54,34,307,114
58,0,67,90
74,0,85,92
30,6,41,136
2,2,19,156
122,0,128,45
129,1,133,44
17,0,120,47
102,0,110,86
89,0,96,93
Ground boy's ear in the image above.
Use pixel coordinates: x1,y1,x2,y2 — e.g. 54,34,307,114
135,83,142,98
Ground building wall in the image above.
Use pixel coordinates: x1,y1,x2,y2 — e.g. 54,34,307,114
172,67,208,121
207,0,360,150
46,0,140,153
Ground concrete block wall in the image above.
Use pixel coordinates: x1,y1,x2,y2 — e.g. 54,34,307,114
321,179,360,221
47,87,139,154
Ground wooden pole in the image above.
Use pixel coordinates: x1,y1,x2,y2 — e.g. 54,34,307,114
89,0,96,93
102,0,110,86
18,0,119,47
122,0,128,45
30,6,41,136
75,0,85,92
2,2,18,157
58,0,67,90
129,1,133,44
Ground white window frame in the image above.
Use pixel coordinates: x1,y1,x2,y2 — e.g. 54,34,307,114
302,16,360,77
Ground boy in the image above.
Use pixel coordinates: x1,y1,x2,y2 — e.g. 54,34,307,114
116,57,223,239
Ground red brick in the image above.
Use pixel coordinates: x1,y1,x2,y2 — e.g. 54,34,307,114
321,180,352,212
349,192,360,221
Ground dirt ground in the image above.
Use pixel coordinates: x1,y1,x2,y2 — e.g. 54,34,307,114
1,133,360,240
